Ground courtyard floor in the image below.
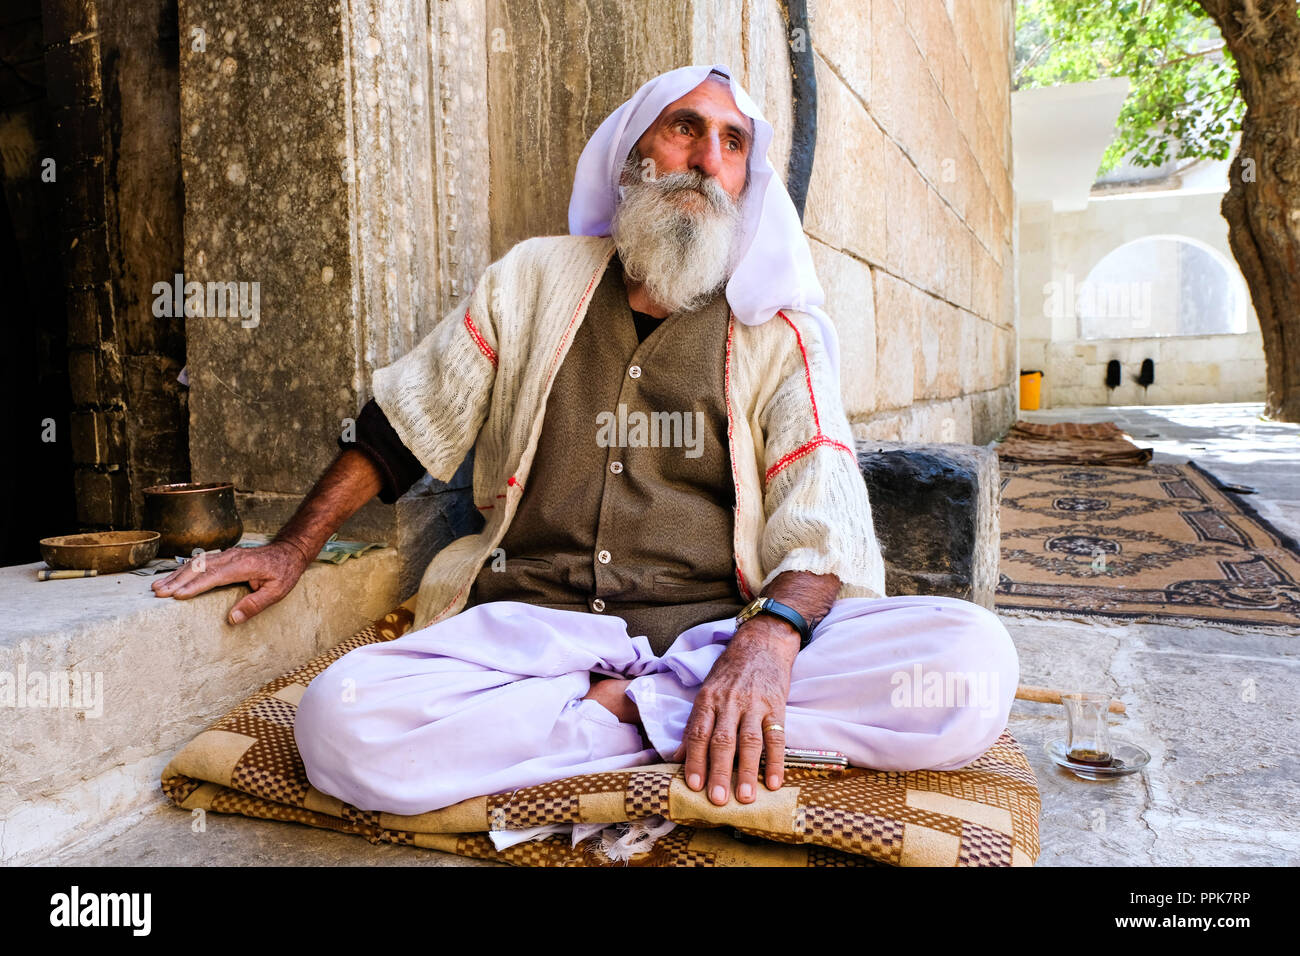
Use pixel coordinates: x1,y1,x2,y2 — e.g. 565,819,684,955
39,403,1300,867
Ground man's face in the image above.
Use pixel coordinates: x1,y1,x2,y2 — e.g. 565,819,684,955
632,74,753,206
609,74,754,315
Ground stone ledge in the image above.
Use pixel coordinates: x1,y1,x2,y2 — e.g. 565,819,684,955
0,543,399,865
856,440,1000,608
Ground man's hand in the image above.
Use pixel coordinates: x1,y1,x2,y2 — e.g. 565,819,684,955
678,616,800,806
152,540,313,624
676,570,842,805
151,448,385,625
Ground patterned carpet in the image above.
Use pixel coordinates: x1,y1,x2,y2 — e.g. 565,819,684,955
996,460,1300,630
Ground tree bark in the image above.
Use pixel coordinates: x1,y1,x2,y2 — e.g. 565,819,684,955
1195,0,1300,421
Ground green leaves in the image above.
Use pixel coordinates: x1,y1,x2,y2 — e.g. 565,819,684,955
1015,0,1243,175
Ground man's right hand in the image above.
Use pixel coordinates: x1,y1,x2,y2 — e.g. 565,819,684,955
151,540,313,625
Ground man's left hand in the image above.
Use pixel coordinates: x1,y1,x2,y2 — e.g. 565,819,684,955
677,616,800,806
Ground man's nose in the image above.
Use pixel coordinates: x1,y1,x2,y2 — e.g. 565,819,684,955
689,130,724,180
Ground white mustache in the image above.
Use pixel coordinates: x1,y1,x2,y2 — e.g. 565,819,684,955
643,170,737,214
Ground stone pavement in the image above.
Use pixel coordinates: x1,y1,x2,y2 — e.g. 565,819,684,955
38,404,1300,866
1007,403,1300,865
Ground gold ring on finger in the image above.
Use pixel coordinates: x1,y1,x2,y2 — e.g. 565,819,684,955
763,723,784,734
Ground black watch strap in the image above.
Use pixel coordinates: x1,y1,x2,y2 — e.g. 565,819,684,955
755,598,812,649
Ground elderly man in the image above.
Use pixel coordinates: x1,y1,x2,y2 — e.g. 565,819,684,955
153,65,1018,816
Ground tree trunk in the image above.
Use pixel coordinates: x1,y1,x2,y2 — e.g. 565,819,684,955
1196,0,1300,421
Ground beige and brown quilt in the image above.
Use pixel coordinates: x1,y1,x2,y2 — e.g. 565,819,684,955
161,605,1041,866
996,421,1153,466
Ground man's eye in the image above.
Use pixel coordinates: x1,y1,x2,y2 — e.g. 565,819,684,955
676,123,692,135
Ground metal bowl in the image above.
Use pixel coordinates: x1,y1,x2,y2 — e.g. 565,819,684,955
39,530,161,573
142,481,244,558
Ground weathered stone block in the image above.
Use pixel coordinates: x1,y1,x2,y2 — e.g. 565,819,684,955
808,237,876,418
969,384,1016,444
57,159,105,229
870,0,911,145
913,294,940,400
67,345,123,406
923,187,951,299
916,297,963,400
66,349,98,405
49,103,102,164
856,440,998,608
73,467,129,526
64,282,113,348
806,58,886,268
957,308,980,393
69,408,124,465
884,144,931,282
912,71,946,190
60,221,109,286
808,0,871,103
395,466,481,601
973,316,995,391
180,0,489,499
995,323,1017,386
43,34,101,107
871,270,917,410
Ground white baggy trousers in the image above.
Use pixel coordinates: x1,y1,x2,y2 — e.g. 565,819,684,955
294,595,1019,816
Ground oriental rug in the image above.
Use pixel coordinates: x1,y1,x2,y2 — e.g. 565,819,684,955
996,460,1300,630
162,604,1041,867
996,421,1153,466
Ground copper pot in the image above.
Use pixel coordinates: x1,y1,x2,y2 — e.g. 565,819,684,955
142,482,243,557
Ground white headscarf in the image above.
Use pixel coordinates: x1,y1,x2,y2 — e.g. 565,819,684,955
567,63,841,387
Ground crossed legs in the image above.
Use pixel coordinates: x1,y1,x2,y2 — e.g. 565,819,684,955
294,595,1018,816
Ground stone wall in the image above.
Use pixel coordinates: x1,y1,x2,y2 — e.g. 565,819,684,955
178,0,489,498
40,0,189,530
174,0,1019,564
481,0,1019,442
1019,190,1267,408
809,0,1018,444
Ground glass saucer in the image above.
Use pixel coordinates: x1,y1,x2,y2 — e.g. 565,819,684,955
1044,738,1151,780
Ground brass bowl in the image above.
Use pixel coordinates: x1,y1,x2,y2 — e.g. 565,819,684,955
39,530,161,573
142,481,244,558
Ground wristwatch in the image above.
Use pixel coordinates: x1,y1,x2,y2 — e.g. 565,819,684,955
735,597,812,649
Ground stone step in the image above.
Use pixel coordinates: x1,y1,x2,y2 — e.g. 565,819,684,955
0,543,400,865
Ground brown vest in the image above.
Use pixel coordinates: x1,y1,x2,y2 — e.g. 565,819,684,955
466,254,746,655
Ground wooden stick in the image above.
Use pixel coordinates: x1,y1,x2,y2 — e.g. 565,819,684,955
1016,684,1126,714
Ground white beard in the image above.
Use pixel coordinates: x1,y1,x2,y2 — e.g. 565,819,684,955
610,150,745,315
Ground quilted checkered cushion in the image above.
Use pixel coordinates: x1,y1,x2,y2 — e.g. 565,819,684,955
161,604,1040,866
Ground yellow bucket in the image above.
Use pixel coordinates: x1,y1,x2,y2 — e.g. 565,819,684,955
1019,371,1043,411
